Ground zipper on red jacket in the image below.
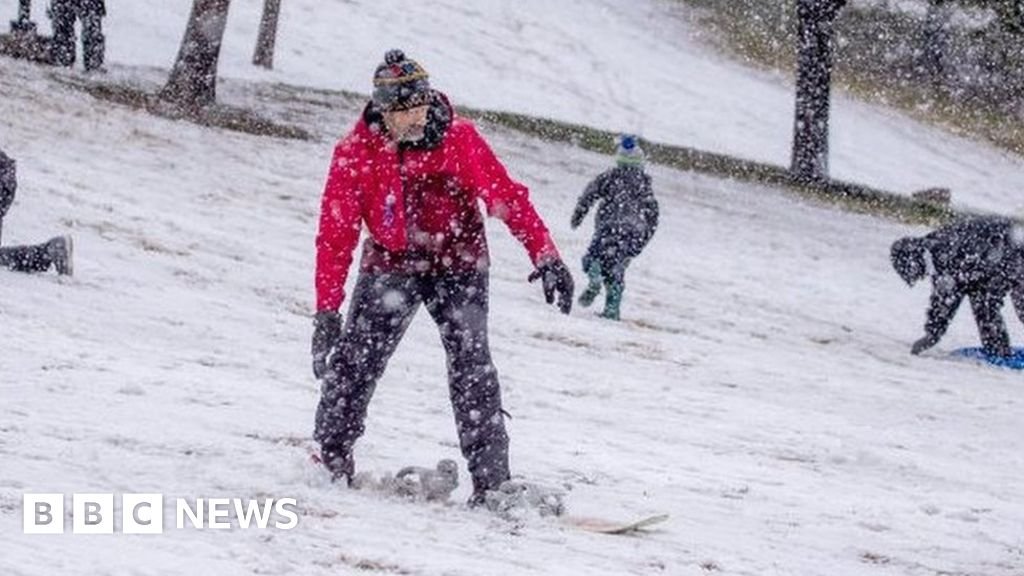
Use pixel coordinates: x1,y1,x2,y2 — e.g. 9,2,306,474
384,147,406,228
397,147,407,186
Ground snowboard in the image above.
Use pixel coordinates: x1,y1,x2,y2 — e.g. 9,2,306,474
950,347,1024,370
565,513,669,535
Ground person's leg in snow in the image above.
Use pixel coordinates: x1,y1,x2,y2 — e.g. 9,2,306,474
79,2,105,72
314,273,422,483
578,246,603,308
598,254,630,321
49,0,77,67
0,235,73,275
968,290,1012,357
580,235,620,308
423,272,510,506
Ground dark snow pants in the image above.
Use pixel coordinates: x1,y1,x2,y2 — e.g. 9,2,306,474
0,242,54,273
581,235,634,318
314,270,510,495
583,236,631,289
970,291,1013,357
924,282,1015,357
50,0,105,71
0,208,54,273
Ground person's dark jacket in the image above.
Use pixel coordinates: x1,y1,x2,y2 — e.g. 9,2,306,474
891,216,1024,356
0,150,16,243
571,164,659,259
0,150,15,220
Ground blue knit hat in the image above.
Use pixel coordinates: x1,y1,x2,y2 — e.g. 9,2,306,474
372,49,432,111
616,134,644,166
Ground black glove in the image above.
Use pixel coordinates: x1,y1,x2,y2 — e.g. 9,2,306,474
570,210,584,229
910,335,936,355
312,311,342,379
528,259,574,315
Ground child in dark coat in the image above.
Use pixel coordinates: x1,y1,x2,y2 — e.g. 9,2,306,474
571,135,659,320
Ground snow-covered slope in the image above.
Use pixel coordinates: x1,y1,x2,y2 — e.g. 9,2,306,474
1,53,1022,575
16,0,1023,212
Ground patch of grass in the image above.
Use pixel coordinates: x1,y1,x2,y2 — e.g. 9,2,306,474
838,72,1024,157
52,67,965,225
0,32,52,64
57,75,313,141
459,106,959,226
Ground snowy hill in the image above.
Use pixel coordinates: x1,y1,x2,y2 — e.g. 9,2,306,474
75,0,1024,213
2,2,1024,575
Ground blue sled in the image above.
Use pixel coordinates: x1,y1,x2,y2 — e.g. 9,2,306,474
950,347,1024,370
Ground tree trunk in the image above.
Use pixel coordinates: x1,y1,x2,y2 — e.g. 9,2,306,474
992,0,1024,35
920,0,951,88
990,0,1024,113
159,0,231,110
252,0,281,69
791,0,846,183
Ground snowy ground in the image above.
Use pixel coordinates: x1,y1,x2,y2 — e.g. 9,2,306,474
12,0,1020,212
1,50,1023,575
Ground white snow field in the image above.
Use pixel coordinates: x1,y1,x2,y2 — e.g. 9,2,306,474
1,1,1023,575
11,0,1024,212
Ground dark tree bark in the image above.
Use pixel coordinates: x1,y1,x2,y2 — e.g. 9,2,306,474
159,0,231,110
252,0,281,69
920,0,951,87
991,0,1024,34
791,0,846,183
989,0,1024,109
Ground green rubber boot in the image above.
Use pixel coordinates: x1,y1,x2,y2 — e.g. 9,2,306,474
599,279,623,321
578,261,603,308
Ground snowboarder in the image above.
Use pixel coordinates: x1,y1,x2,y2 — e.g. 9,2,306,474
49,0,105,71
571,134,659,320
890,216,1024,357
0,149,73,276
311,49,574,506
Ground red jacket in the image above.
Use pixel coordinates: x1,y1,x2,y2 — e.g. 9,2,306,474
315,96,559,312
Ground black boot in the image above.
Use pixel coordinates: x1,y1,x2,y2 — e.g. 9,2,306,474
320,447,354,486
47,235,73,276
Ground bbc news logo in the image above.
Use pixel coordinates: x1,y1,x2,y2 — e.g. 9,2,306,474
23,494,299,534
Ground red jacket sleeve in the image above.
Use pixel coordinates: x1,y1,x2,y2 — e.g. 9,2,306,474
455,122,559,265
315,137,364,312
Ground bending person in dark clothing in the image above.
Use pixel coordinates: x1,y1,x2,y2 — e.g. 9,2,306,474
0,150,73,276
890,216,1024,357
571,134,659,320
